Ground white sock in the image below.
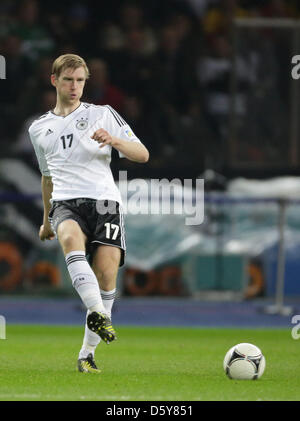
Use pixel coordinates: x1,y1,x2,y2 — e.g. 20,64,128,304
79,310,101,358
79,288,117,359
99,288,117,319
65,251,106,313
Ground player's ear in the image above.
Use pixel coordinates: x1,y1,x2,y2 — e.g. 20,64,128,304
50,74,57,87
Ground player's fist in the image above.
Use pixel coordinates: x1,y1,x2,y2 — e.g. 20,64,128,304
39,224,55,241
91,129,116,148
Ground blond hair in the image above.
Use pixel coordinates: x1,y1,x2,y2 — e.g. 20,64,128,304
51,54,90,79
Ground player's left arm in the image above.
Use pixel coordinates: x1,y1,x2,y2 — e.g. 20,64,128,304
91,129,149,163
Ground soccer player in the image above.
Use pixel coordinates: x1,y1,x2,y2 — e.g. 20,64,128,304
28,54,149,373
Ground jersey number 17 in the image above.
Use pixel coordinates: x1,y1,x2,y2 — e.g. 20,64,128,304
61,133,73,149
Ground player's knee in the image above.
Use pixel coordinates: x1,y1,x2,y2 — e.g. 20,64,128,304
59,231,83,252
58,221,85,252
61,233,76,249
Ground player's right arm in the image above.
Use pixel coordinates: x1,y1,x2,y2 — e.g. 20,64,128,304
28,118,55,241
39,175,55,241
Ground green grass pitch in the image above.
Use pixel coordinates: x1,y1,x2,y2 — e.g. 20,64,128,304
0,325,299,401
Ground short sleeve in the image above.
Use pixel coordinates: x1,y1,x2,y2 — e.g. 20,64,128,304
28,125,51,176
104,105,141,158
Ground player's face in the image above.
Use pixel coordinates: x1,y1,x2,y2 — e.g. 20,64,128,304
53,67,86,104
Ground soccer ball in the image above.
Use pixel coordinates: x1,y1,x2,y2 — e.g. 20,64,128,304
223,343,266,380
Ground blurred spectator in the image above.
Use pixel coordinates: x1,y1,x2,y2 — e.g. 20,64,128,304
119,2,145,30
0,0,16,39
196,35,256,150
0,33,32,140
261,0,296,102
261,0,297,18
64,3,95,58
83,58,125,112
44,6,70,46
105,28,154,98
118,2,157,55
170,100,218,170
17,56,53,121
13,0,55,63
118,95,162,169
185,0,219,18
151,24,196,112
202,0,249,37
169,12,195,41
167,10,202,54
98,2,157,66
0,34,31,106
13,89,56,169
98,22,125,52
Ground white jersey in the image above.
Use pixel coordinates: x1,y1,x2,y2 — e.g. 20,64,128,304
28,102,141,204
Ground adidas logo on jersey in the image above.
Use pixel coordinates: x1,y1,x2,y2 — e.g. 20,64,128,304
46,129,53,136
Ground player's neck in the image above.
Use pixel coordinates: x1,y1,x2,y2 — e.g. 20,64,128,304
53,100,81,117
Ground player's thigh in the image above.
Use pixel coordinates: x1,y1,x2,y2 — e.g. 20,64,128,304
92,245,121,289
57,219,87,255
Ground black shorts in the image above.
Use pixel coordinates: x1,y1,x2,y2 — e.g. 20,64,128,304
48,198,126,267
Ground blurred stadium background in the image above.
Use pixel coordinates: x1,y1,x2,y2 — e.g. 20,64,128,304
1,0,300,329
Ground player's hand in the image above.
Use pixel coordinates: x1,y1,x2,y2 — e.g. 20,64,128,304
39,224,55,241
91,129,118,148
